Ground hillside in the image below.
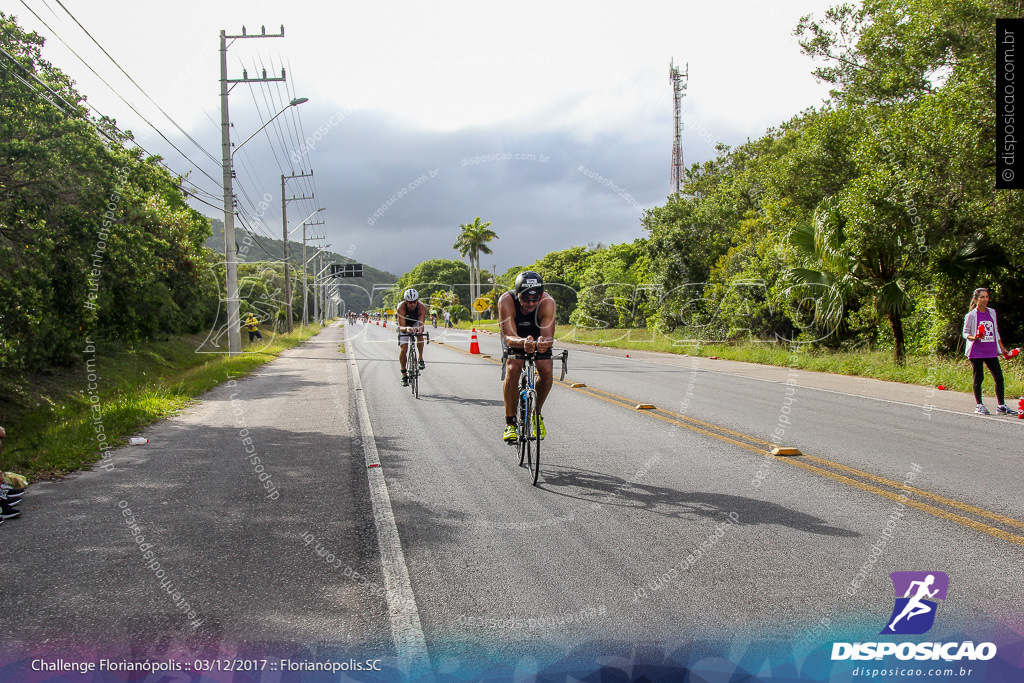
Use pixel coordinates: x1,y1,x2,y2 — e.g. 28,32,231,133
205,217,399,312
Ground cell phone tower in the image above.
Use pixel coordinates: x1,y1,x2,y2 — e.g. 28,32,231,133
669,59,689,194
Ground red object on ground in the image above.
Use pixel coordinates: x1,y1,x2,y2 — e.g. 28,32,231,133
469,329,481,354
937,385,946,390
709,356,718,360
626,354,629,358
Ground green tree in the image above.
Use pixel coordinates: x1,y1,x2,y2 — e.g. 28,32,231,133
389,258,470,309
786,195,915,363
453,217,498,318
0,12,216,370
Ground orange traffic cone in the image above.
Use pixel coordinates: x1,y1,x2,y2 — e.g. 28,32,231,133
469,328,481,354
383,320,387,328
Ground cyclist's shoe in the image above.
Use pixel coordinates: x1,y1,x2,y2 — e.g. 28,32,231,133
419,359,425,371
503,424,518,443
995,404,1012,415
402,375,409,387
531,415,546,438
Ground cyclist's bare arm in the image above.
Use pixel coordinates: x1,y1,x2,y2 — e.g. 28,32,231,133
398,303,426,334
497,293,555,354
534,298,555,352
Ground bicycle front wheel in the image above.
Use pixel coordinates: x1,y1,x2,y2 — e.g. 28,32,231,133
408,350,419,398
517,394,528,467
526,395,540,485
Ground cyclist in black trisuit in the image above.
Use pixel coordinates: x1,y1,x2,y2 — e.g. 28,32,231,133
397,288,427,387
498,271,556,442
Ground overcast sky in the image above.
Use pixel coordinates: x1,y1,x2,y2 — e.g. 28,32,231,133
12,0,840,277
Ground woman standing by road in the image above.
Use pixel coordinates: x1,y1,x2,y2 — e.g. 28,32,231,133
963,287,1011,415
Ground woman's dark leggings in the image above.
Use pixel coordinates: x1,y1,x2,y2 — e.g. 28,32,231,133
971,357,1004,404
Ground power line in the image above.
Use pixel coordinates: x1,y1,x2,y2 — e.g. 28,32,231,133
1,47,226,217
48,0,221,166
16,0,223,190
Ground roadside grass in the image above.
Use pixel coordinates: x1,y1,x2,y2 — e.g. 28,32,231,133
452,320,1024,397
0,325,322,479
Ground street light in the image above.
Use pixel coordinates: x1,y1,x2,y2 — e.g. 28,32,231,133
309,249,332,323
222,96,308,355
233,98,308,154
288,208,325,326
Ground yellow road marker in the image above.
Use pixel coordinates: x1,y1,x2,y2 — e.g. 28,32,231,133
422,334,1024,547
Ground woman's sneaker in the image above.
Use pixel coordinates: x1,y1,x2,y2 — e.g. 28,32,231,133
975,404,991,415
0,502,21,520
995,404,1012,415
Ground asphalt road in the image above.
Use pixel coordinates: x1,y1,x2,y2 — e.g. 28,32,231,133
2,321,1021,679
347,322,1024,668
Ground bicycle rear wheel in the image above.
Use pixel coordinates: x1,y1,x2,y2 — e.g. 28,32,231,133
526,397,540,485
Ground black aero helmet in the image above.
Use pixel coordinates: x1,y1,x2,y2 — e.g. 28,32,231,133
514,271,544,299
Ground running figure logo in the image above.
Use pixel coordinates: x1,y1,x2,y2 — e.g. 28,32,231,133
881,571,949,635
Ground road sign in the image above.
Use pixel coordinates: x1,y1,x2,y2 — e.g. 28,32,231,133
473,297,490,313
330,263,363,278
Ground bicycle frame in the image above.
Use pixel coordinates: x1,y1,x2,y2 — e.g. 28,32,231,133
501,348,568,485
401,330,429,398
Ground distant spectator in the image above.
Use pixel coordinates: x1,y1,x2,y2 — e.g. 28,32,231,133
244,313,263,343
963,287,1011,415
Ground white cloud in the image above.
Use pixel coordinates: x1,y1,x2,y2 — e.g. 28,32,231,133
11,0,838,275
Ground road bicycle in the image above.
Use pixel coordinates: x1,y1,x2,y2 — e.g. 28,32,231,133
403,330,429,398
501,348,568,485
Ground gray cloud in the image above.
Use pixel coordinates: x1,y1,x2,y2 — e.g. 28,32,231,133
193,99,770,277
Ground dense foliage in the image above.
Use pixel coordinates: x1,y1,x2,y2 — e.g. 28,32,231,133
453,0,1023,362
0,13,217,370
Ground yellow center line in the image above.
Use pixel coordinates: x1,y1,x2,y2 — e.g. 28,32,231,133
571,385,773,447
801,454,1024,531
780,457,1024,547
569,386,768,456
424,333,1024,545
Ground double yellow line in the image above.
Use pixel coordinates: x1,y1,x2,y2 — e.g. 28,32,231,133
438,338,1024,547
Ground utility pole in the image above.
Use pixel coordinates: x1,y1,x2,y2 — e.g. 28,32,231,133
314,253,322,323
221,24,286,355
281,171,314,332
669,59,688,195
302,220,326,326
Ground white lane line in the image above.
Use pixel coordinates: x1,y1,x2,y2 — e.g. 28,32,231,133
344,324,430,675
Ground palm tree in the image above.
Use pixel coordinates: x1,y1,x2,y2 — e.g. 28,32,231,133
786,195,914,365
453,217,498,318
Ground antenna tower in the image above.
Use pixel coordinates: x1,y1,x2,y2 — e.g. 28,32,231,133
669,59,688,194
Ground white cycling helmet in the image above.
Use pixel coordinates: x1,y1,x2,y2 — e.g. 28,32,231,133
403,288,419,302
